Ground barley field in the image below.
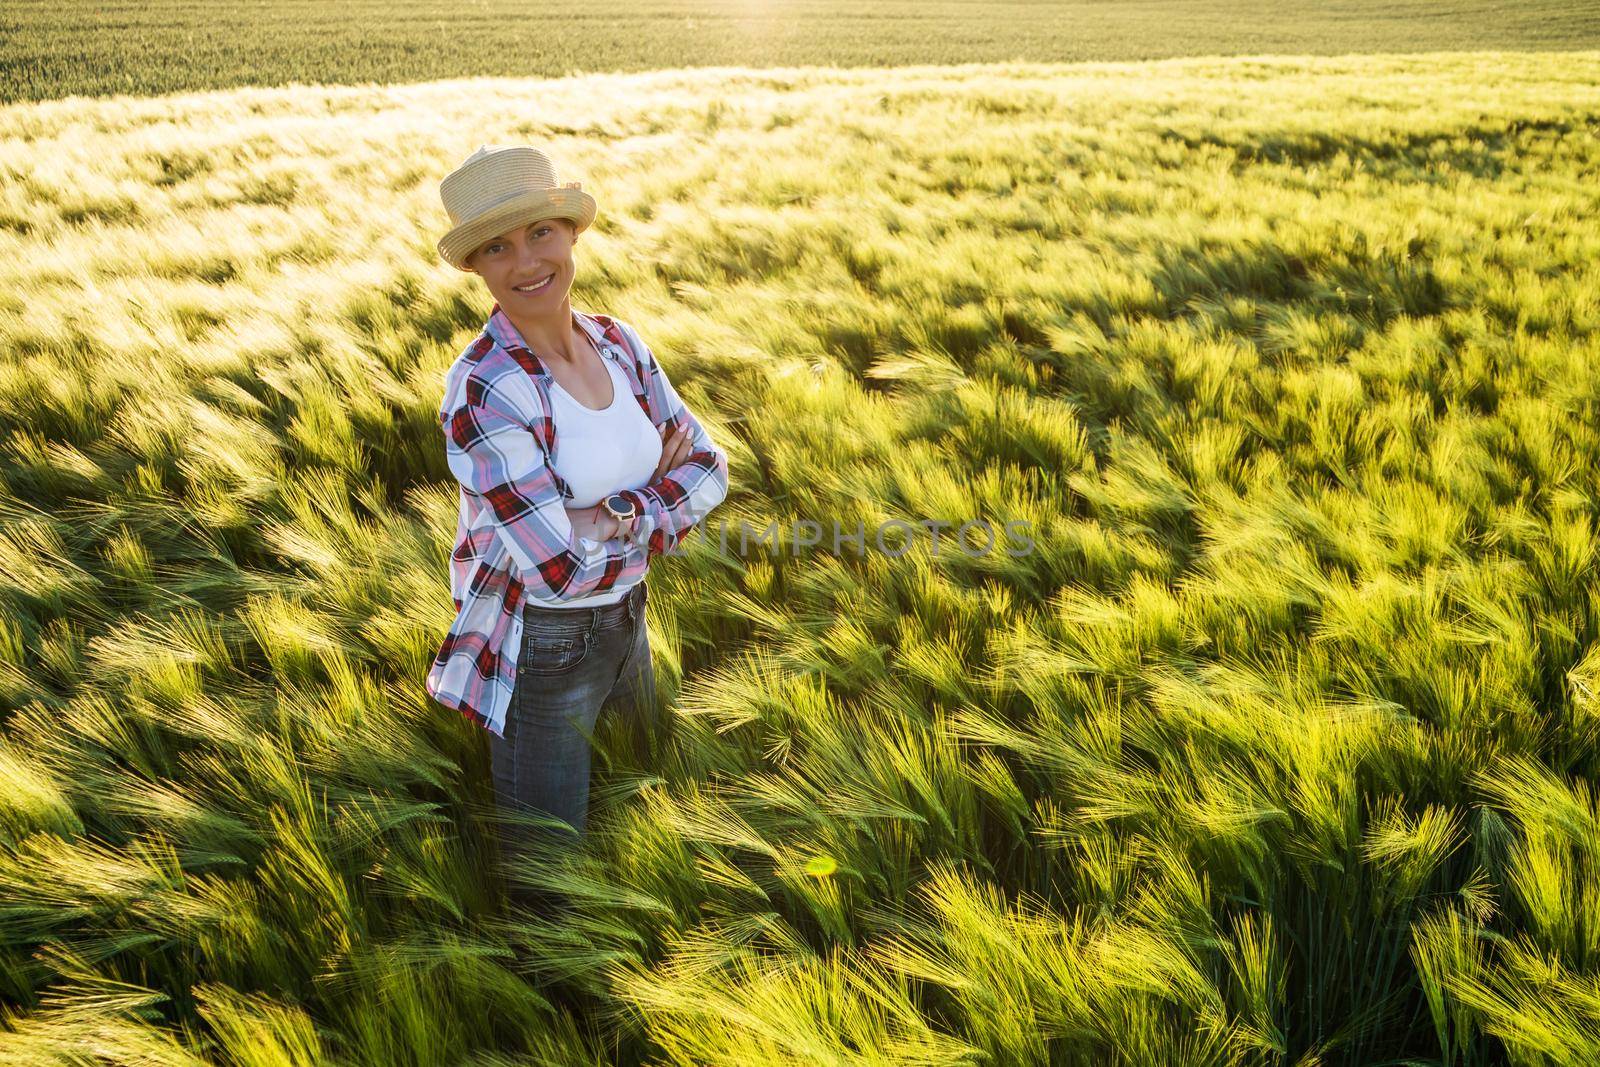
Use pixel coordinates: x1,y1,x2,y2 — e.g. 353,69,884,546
4,0,1600,104
3,50,1600,1065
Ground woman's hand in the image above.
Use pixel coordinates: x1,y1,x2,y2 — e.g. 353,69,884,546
566,504,606,541
565,503,634,542
653,422,692,481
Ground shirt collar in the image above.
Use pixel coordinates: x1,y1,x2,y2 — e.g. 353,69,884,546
485,303,623,380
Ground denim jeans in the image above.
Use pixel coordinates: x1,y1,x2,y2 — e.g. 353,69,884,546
487,579,659,876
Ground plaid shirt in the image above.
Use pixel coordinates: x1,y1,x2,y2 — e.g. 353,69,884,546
424,303,729,737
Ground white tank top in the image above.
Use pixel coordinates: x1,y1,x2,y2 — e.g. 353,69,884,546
526,355,663,609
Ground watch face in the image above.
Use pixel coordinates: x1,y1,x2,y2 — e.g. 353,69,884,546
607,493,635,517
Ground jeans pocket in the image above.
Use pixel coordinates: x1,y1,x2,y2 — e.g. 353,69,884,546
520,625,592,676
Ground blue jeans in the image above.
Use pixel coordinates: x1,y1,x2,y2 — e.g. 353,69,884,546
487,579,659,872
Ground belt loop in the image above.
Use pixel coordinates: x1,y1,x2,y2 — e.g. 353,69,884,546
625,586,637,621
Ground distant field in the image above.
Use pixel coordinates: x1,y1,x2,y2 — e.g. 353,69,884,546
3,0,1600,103
4,51,1600,1065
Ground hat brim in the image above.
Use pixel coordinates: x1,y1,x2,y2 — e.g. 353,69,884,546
437,187,597,272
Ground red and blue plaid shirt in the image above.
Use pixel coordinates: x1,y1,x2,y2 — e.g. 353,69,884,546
425,304,729,737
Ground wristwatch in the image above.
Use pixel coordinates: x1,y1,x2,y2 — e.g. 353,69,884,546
600,493,639,541
601,493,636,523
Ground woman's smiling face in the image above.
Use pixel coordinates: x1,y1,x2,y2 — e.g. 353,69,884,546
467,216,577,308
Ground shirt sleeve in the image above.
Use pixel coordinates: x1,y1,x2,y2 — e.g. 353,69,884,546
613,322,731,558
442,371,650,599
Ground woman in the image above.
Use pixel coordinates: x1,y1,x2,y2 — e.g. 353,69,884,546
423,144,730,896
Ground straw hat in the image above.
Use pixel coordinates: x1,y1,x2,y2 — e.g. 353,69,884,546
436,144,597,272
